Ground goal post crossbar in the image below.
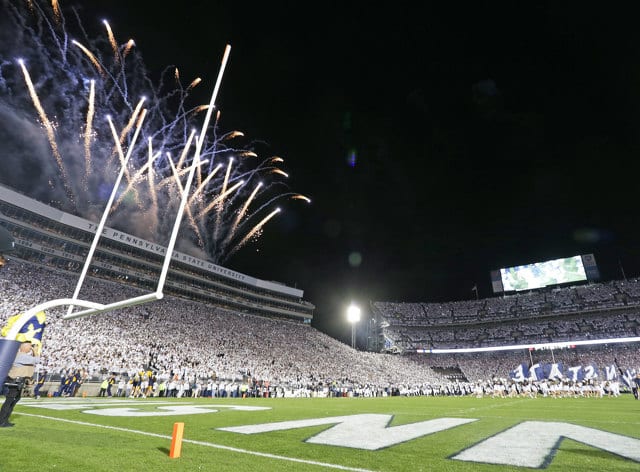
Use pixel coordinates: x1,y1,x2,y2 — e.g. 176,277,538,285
3,292,163,340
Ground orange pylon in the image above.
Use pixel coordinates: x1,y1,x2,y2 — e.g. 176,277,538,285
169,422,185,458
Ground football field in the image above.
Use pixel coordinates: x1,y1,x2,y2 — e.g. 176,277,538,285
1,394,639,471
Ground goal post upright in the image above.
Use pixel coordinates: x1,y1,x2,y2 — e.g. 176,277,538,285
66,109,147,318
155,43,231,296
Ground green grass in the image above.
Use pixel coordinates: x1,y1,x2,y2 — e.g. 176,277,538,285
1,395,639,471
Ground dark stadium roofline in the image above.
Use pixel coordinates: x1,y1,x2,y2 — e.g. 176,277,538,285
418,336,640,354
0,184,303,299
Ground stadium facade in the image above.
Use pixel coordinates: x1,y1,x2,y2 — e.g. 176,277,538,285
0,184,314,322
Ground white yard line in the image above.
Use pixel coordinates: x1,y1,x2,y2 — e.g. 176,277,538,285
15,412,376,472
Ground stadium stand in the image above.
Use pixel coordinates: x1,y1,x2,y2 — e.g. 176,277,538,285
372,281,640,352
1,184,638,398
0,184,314,322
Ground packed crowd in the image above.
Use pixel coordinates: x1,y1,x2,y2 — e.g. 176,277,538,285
1,260,449,394
374,278,640,326
2,260,639,397
374,280,640,350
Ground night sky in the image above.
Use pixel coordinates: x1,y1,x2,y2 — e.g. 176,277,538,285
16,2,640,343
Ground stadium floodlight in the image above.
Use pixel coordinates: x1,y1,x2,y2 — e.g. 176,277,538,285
2,45,232,339
347,303,361,349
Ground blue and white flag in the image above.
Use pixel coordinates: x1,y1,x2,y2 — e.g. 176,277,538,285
604,364,618,381
529,363,543,381
509,363,529,382
583,364,598,380
543,362,564,380
620,368,637,388
565,365,584,382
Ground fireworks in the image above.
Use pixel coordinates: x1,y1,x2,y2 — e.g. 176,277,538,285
0,0,310,264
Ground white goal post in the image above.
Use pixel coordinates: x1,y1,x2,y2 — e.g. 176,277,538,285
2,45,232,340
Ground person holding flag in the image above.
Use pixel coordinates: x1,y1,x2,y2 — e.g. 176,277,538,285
0,341,39,427
0,311,46,427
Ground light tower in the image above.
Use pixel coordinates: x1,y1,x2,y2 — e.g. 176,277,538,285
347,303,361,349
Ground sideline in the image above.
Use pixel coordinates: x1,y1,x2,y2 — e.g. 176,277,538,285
15,412,375,472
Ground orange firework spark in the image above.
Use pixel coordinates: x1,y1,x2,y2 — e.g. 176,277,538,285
147,138,159,230
112,138,162,212
197,180,244,219
270,168,289,178
51,0,61,22
103,20,120,64
189,163,222,206
123,39,135,58
291,194,311,203
223,182,263,246
18,60,69,192
193,105,209,114
72,40,105,76
212,158,234,242
109,98,145,172
222,130,244,141
188,77,202,90
228,208,281,258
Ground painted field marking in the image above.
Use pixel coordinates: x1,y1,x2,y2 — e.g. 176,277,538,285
14,412,375,472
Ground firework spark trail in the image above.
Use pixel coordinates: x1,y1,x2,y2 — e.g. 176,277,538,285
146,138,159,233
72,39,105,76
220,190,311,257
103,20,120,64
18,58,75,204
115,145,159,210
83,78,95,189
166,150,204,247
51,0,60,21
226,208,281,260
105,97,147,211
68,105,147,314
1,0,307,263
196,180,245,220
189,163,222,206
112,122,194,212
223,182,263,248
212,157,234,242
18,59,63,173
123,38,135,58
188,77,201,90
